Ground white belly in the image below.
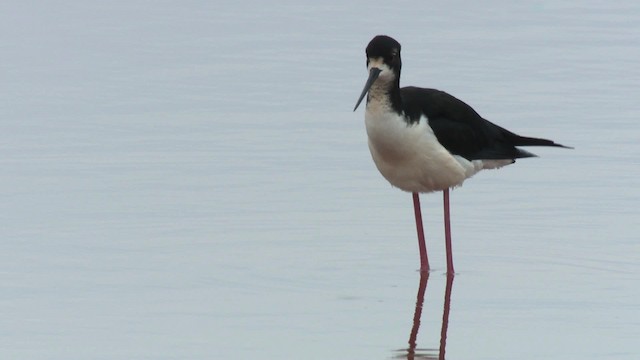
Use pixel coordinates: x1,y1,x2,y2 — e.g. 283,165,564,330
365,111,474,193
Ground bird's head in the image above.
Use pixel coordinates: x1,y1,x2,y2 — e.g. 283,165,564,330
354,35,402,111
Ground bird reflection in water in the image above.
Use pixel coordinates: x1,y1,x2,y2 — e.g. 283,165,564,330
393,273,455,360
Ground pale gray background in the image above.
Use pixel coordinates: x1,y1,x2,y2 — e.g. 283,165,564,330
2,1,639,359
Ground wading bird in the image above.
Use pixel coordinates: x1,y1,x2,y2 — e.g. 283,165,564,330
353,35,570,274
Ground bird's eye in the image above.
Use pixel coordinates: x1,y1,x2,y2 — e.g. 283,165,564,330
389,49,399,61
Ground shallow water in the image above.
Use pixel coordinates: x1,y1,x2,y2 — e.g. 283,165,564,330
2,1,639,359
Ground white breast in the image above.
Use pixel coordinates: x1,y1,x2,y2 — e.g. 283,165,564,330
365,110,475,193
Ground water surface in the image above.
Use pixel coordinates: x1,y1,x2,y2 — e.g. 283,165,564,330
2,1,639,359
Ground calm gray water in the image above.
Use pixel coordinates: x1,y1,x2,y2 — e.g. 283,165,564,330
2,1,639,359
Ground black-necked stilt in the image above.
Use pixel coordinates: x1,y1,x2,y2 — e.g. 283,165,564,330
353,35,570,274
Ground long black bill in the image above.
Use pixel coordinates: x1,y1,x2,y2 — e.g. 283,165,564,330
353,67,382,112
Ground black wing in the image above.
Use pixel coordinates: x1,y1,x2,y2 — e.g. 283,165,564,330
400,87,568,160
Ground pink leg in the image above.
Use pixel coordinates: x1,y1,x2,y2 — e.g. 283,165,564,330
412,192,430,272
443,189,455,274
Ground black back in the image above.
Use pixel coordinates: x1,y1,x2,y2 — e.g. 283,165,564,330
360,35,570,160
400,87,567,160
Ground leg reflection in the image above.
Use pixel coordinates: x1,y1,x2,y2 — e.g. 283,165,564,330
438,274,455,360
400,273,455,360
407,272,429,358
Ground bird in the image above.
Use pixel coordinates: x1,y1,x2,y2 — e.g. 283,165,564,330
353,35,570,274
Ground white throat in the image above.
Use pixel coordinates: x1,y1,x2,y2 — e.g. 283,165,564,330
365,59,397,116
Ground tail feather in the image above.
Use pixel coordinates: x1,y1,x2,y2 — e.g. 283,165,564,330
514,147,538,158
509,133,573,149
467,123,572,161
